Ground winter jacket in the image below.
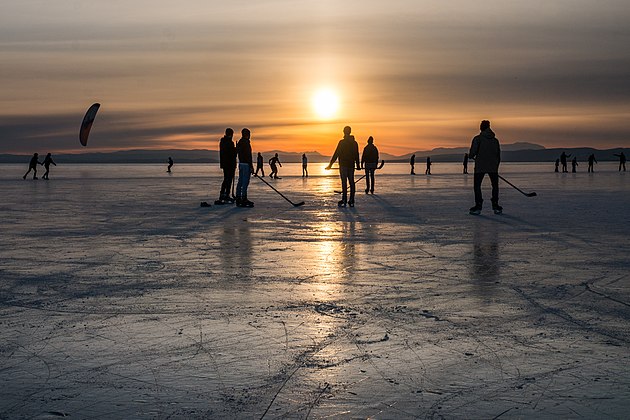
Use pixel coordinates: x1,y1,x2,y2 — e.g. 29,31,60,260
469,128,501,173
329,135,360,168
236,137,253,167
361,144,379,165
29,155,40,168
219,136,236,169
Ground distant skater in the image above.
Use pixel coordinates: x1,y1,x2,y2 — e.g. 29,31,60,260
425,156,432,175
42,153,56,180
216,128,236,205
255,152,265,177
235,128,254,207
560,152,571,173
302,154,308,177
269,153,282,179
410,154,416,175
614,151,626,171
571,157,578,173
588,154,597,173
326,126,360,207
554,158,560,173
167,157,173,173
468,120,502,215
463,153,469,174
361,136,379,194
23,153,42,180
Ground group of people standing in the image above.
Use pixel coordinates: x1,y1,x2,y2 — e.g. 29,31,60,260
216,128,255,207
554,151,625,173
213,125,383,208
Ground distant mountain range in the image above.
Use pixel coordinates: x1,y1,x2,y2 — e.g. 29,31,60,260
0,143,626,163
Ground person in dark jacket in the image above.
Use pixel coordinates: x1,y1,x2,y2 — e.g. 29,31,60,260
425,156,432,175
410,154,416,175
469,120,502,214
361,136,379,194
42,153,56,180
23,153,42,180
463,153,469,174
554,158,560,173
167,157,173,173
614,151,626,171
255,152,265,177
571,157,578,173
235,128,254,207
302,154,308,177
216,128,236,204
326,126,360,207
560,152,571,173
588,154,597,173
269,153,282,179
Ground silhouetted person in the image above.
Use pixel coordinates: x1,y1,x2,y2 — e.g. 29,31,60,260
361,136,379,194
571,157,578,173
255,152,265,177
302,153,308,177
425,156,432,175
167,157,173,173
463,153,469,174
41,153,56,180
410,154,416,175
23,153,41,180
326,126,360,207
235,128,254,207
217,128,236,205
469,120,502,215
560,152,570,173
588,154,597,173
269,153,282,179
554,158,560,173
614,151,626,171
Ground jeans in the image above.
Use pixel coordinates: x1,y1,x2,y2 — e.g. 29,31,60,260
236,163,251,198
473,172,499,206
339,166,355,203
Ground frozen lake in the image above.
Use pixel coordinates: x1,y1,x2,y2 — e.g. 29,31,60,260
1,163,629,418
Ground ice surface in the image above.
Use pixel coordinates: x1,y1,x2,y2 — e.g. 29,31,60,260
1,163,629,418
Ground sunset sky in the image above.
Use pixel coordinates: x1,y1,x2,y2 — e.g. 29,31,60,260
1,0,629,155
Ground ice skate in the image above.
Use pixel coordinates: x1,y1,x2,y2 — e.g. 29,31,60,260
469,204,482,215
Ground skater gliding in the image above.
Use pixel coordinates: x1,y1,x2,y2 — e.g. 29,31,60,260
23,153,42,180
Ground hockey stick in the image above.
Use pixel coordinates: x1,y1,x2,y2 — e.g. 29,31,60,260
335,160,385,194
254,174,305,207
498,175,537,197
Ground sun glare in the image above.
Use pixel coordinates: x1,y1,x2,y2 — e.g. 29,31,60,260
312,89,339,119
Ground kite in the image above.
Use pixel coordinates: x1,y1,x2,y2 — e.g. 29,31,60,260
79,103,100,146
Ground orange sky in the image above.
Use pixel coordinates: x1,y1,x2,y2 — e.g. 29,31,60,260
1,1,630,155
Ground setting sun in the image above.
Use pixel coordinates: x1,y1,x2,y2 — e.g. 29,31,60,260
312,88,339,119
